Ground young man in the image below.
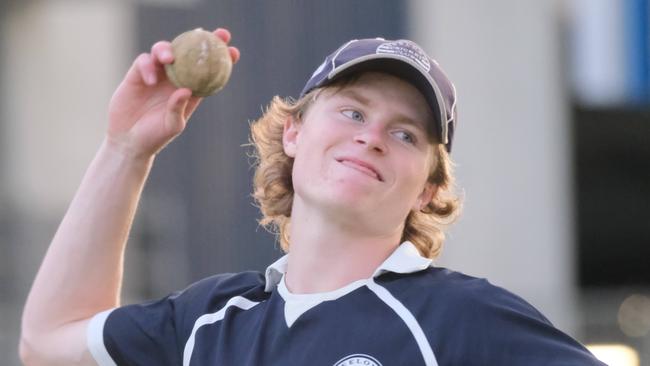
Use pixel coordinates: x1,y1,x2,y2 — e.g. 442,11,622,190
20,28,605,365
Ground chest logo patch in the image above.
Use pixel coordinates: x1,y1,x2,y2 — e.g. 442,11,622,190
334,354,382,366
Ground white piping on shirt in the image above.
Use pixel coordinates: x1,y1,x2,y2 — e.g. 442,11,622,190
183,296,260,366
87,309,118,366
366,279,439,366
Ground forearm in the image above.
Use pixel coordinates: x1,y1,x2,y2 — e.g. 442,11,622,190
22,137,154,341
19,28,239,365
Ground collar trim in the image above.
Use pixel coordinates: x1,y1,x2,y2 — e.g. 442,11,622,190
263,241,431,292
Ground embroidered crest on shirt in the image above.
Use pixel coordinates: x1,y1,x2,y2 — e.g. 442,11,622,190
333,354,382,366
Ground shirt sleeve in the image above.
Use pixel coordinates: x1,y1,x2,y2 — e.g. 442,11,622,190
86,294,184,366
84,271,266,366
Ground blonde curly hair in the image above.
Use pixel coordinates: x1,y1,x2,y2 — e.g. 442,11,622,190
249,76,461,259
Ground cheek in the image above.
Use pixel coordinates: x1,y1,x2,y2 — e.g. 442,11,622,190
291,147,311,181
400,156,434,193
295,124,345,161
291,136,325,184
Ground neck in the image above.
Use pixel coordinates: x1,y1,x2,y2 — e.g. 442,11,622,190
284,198,403,294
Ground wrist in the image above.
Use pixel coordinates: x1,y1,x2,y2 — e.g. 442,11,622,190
100,136,156,168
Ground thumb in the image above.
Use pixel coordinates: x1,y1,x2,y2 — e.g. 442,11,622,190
164,88,193,136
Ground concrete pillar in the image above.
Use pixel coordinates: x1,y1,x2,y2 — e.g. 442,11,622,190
409,0,579,335
2,1,134,214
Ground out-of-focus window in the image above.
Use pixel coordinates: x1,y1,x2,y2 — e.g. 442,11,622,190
569,0,649,106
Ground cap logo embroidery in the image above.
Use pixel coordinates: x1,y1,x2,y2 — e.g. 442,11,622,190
376,40,431,72
333,354,382,366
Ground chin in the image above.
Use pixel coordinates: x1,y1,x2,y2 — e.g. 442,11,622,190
295,174,383,212
324,189,380,214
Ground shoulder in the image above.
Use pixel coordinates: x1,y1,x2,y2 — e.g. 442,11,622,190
379,266,548,323
429,266,550,322
168,271,268,315
176,271,267,299
107,270,268,333
377,268,604,365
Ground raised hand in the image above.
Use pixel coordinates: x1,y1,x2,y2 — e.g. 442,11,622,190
106,28,240,160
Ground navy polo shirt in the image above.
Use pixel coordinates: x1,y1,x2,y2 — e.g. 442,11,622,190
87,242,605,365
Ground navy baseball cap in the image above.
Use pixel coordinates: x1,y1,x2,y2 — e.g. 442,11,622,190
300,38,458,152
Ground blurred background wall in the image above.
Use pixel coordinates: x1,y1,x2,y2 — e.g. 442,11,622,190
1,0,648,365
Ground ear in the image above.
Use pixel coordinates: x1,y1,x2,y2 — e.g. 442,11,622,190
282,115,301,158
412,182,438,212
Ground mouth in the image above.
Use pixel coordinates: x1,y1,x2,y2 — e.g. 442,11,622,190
335,157,383,182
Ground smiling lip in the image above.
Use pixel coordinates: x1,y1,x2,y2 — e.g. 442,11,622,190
336,157,383,182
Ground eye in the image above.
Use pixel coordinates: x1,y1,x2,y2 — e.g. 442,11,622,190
342,109,364,122
394,130,416,144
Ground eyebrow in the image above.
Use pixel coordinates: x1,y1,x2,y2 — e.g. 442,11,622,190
336,89,372,106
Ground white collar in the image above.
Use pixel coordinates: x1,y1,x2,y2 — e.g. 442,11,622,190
263,241,432,292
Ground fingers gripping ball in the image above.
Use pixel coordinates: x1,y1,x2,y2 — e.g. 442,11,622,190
164,28,233,97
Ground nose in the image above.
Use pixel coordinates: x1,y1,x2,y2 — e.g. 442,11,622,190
354,127,387,154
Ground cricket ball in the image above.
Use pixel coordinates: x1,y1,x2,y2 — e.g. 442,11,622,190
164,28,232,97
